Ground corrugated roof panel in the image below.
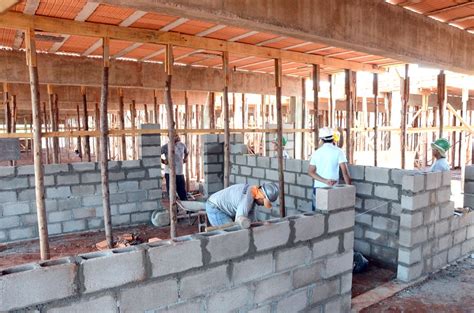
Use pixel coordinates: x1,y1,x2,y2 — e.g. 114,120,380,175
204,26,251,40
86,4,135,25
11,0,26,12
0,28,16,47
59,35,98,54
236,32,278,45
109,40,135,55
264,37,307,49
172,20,216,35
123,43,162,59
130,12,178,30
36,0,88,20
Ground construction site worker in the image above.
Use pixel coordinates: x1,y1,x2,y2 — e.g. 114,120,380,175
430,138,451,172
272,136,290,159
205,182,279,228
308,127,351,211
161,134,188,201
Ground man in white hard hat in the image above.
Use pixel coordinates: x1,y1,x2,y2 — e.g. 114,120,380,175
308,127,351,210
205,182,279,228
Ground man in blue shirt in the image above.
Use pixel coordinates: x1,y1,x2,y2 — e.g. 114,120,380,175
430,138,451,172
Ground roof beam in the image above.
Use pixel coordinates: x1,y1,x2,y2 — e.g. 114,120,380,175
49,1,100,53
424,1,474,16
12,0,39,49
448,15,474,23
256,36,286,46
228,30,259,42
195,24,226,37
0,12,383,73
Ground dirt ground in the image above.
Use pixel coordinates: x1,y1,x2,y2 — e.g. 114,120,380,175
0,223,197,270
352,259,397,298
361,257,474,313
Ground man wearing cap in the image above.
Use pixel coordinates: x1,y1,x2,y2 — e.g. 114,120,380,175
308,127,351,210
205,182,279,228
272,136,290,159
430,138,451,172
161,134,189,201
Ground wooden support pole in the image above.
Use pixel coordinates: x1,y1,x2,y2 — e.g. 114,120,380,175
99,37,113,248
460,84,468,187
208,92,215,129
76,103,82,160
118,88,126,161
437,70,446,138
25,28,50,260
43,102,50,164
344,69,351,161
47,85,58,163
165,44,178,238
153,90,159,124
241,93,245,129
184,91,191,192
401,64,409,169
53,93,60,163
312,64,320,147
80,86,91,162
130,99,136,159
329,74,334,128
373,73,378,166
301,77,306,158
144,104,149,123
223,51,231,188
95,102,100,161
275,58,286,218
11,94,16,133
3,82,11,134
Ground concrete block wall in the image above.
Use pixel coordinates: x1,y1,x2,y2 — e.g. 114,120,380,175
0,124,163,243
0,185,356,313
398,171,474,282
202,134,225,196
349,165,416,267
464,166,474,208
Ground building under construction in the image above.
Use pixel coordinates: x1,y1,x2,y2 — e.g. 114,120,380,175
0,0,473,312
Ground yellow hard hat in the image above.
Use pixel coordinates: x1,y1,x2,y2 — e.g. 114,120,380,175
333,131,340,142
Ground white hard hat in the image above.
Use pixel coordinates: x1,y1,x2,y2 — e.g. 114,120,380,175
319,127,334,139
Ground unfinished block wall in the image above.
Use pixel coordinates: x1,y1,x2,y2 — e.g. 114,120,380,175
0,124,163,243
398,171,474,282
464,166,474,208
349,165,415,267
0,185,356,313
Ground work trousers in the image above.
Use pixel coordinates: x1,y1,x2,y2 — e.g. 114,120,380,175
165,173,187,201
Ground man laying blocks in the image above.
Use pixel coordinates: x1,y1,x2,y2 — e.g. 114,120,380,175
205,182,279,229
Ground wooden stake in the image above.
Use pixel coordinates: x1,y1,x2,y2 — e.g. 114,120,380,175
25,28,50,260
401,64,409,169
80,86,91,162
76,104,82,160
345,69,351,161
184,91,191,192
165,44,178,238
3,82,11,134
437,70,446,138
43,102,50,164
53,93,60,163
95,102,100,161
209,92,215,129
47,85,58,163
11,94,16,133
275,58,285,218
130,99,136,159
223,51,231,188
312,64,320,149
118,88,126,161
100,37,113,248
329,74,334,128
153,90,159,124
373,73,378,166
301,78,306,158
144,104,149,123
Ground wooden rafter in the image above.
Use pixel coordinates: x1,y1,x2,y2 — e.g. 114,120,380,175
0,12,384,73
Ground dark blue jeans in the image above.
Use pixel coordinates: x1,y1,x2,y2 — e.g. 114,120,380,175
165,174,187,201
312,187,318,211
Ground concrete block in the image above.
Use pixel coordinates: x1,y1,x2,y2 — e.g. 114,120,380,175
253,168,266,178
257,156,271,168
402,174,425,193
265,169,279,181
180,264,229,299
9,227,34,240
82,195,102,206
289,184,306,198
276,245,311,272
285,159,302,172
374,185,399,201
208,286,250,313
348,165,365,180
423,206,439,225
373,216,398,233
17,165,34,176
232,253,273,284
453,228,467,245
401,192,429,210
435,219,450,236
131,212,151,223
141,201,160,212
44,164,69,175
442,170,451,186
328,209,354,233
71,162,96,172
354,182,373,196
87,218,103,229
205,229,250,263
255,272,292,303
155,301,202,313
253,220,290,251
354,239,370,255
148,168,160,178
398,247,421,265
437,187,451,203
56,198,81,210
149,239,203,277
111,214,131,226
81,247,146,293
293,261,324,288
391,202,403,216
127,190,147,202
296,198,312,212
81,173,101,184
344,230,354,251
438,234,452,251
48,223,62,235
231,144,249,155
312,236,339,259
433,250,448,269
400,211,423,228
118,181,139,191
57,174,80,185
276,289,307,313
119,279,178,313
0,216,20,228
316,185,356,211
0,177,28,190
399,226,427,247
284,172,296,184
2,202,30,216
110,193,127,204
46,186,71,199
391,169,415,185
108,172,126,181
235,155,247,165
241,166,252,176
0,261,77,312
142,157,161,167
271,157,279,169
365,167,390,184
296,173,313,187
426,172,442,190
461,238,474,255
310,278,340,304
323,252,353,278
0,190,17,203
448,244,461,262
20,214,38,226
63,220,86,232
69,183,95,197
294,214,325,242
340,272,353,294
118,203,139,214
365,230,384,241
355,213,371,226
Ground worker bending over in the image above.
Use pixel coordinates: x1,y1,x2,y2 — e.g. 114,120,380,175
308,127,351,211
205,182,279,228
430,138,451,172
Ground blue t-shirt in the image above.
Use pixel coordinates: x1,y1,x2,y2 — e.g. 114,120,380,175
430,158,450,172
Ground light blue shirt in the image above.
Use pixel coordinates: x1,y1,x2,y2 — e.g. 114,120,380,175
430,158,450,172
309,143,348,188
207,184,256,219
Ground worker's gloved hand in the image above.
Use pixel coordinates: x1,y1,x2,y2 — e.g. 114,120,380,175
235,216,251,229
